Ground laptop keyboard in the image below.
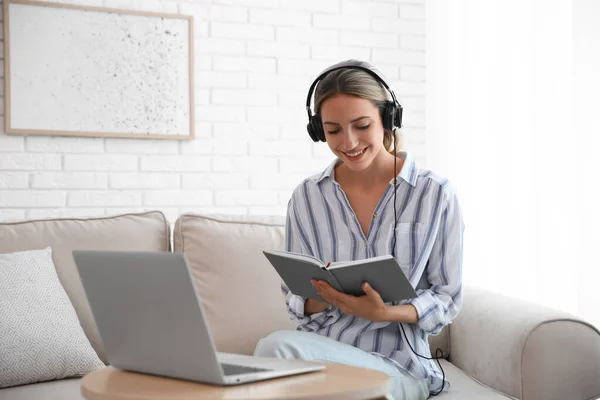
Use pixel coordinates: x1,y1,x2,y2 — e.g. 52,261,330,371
221,363,271,376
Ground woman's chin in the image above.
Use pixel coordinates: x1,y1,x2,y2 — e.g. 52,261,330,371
341,157,373,172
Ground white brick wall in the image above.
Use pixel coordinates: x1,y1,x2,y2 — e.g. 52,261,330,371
0,0,426,223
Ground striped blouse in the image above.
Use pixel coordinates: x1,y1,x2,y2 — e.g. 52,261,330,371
281,151,464,394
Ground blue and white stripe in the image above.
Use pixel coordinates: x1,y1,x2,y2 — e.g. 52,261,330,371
281,151,464,394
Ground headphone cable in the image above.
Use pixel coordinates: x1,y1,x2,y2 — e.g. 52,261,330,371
392,132,446,397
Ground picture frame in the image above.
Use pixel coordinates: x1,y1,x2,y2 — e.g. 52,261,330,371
3,0,195,140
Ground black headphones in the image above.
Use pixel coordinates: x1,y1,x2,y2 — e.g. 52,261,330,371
305,60,403,142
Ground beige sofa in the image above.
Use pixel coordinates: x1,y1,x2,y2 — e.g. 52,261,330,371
1,210,599,400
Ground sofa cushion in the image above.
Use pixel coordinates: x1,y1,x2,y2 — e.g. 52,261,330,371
174,213,296,355
0,377,84,400
173,213,449,358
434,360,516,399
0,211,171,364
429,325,450,361
0,247,104,388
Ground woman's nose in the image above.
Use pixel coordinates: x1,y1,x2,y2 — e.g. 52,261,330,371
341,130,359,149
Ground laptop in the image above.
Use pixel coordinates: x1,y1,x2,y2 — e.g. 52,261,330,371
72,250,325,385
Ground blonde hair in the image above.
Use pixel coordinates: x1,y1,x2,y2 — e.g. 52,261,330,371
313,67,403,154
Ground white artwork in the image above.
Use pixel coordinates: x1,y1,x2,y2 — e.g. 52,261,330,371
3,0,195,140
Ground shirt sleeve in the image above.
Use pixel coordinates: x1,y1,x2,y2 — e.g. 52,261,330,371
281,193,341,332
409,188,465,335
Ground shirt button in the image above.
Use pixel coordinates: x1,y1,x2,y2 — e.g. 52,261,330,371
364,241,368,247
373,213,377,218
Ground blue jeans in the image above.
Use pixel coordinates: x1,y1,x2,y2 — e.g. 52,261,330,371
253,330,430,400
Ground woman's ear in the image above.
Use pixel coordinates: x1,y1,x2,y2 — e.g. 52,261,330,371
384,128,404,154
393,128,404,151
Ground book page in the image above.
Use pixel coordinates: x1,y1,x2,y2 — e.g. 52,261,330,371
263,249,324,268
329,254,393,269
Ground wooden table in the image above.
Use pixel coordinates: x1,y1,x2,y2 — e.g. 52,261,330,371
81,362,392,400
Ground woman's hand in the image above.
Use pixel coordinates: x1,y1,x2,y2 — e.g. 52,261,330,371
312,279,388,322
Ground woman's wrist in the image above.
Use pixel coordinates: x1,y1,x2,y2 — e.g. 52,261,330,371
380,304,419,324
304,298,330,316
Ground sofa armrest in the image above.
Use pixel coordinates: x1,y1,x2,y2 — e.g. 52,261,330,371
449,286,600,400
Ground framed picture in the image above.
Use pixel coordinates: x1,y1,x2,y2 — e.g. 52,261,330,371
3,0,195,140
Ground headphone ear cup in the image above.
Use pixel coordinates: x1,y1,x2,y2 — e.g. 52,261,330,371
307,115,325,142
395,104,403,129
382,101,395,131
307,120,318,142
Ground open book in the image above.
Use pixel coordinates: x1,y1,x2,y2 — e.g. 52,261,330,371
262,250,417,303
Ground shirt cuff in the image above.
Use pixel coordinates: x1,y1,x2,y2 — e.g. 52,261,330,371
410,292,436,327
288,294,335,328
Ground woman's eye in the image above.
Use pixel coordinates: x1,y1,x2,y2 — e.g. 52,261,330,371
326,129,341,134
356,124,370,130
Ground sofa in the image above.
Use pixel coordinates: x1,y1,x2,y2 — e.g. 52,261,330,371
1,210,599,400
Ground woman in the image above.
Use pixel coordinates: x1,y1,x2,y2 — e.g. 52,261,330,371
254,60,464,400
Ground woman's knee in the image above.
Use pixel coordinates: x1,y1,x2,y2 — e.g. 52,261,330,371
253,330,316,359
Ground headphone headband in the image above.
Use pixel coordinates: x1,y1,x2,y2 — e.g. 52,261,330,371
305,60,400,120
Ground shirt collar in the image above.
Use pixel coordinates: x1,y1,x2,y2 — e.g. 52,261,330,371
316,151,419,187
395,151,419,187
316,159,337,183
